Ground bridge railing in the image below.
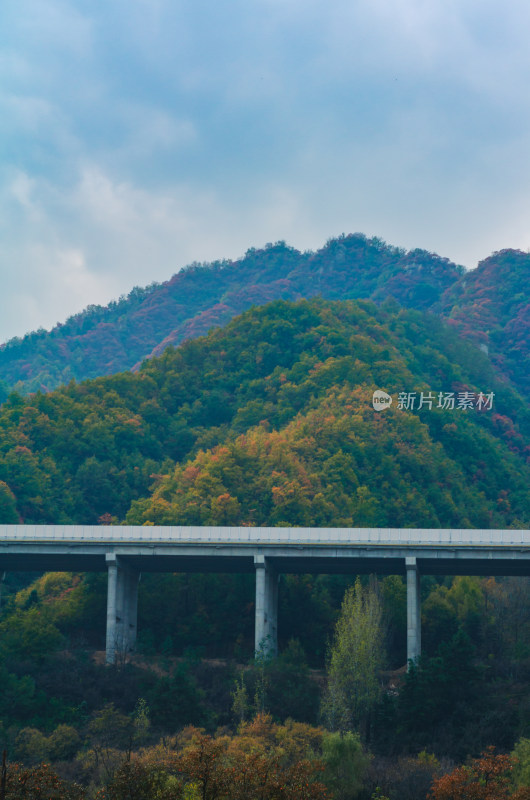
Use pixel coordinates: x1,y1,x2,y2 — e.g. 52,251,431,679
0,525,528,546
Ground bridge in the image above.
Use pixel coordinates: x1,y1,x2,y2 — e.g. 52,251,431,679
1,525,529,665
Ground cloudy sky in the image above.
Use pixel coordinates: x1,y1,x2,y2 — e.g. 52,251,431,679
1,0,530,342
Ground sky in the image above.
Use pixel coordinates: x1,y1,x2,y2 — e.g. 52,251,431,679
1,0,530,343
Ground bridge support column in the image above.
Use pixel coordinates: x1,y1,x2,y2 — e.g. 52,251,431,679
105,554,139,665
125,568,140,651
0,571,6,611
254,555,278,657
406,557,421,666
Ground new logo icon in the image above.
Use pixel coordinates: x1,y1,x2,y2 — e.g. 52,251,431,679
372,390,393,411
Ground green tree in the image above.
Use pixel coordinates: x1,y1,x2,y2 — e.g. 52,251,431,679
86,704,134,781
231,675,250,725
321,731,370,800
512,737,530,788
47,724,81,762
321,578,385,739
100,759,179,800
131,698,151,747
395,629,480,754
0,608,63,662
13,728,48,765
0,480,18,523
0,379,9,405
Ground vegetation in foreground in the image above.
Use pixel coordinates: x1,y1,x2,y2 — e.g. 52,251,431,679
1,567,530,799
2,716,530,800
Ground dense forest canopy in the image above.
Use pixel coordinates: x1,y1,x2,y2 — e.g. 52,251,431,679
1,234,528,398
0,298,528,528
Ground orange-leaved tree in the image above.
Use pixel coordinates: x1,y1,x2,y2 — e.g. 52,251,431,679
100,715,328,800
175,714,328,800
4,762,85,800
429,748,530,800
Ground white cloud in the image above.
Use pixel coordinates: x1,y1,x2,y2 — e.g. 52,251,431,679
1,0,530,344
1,0,93,57
0,160,324,342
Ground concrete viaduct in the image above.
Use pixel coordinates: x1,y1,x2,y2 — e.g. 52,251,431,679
1,525,529,665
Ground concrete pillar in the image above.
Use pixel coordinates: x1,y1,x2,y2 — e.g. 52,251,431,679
0,571,6,611
105,554,139,664
115,560,126,654
406,556,421,665
106,556,118,665
254,555,278,656
266,566,278,656
126,570,140,650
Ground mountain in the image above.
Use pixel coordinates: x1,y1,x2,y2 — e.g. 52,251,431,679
440,248,530,395
3,235,528,401
0,298,528,529
0,234,466,396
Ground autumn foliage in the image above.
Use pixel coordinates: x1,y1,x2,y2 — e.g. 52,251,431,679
3,761,85,799
0,235,465,395
96,715,328,800
0,298,528,529
429,748,530,800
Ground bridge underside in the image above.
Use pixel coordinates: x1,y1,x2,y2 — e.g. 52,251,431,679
1,527,529,665
1,551,529,576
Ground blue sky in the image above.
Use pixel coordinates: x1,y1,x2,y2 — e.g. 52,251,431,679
1,0,530,342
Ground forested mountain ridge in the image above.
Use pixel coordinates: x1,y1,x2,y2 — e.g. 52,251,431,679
440,248,530,395
1,234,528,399
0,232,491,397
0,298,528,529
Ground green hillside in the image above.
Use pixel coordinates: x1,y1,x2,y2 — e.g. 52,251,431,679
0,298,528,528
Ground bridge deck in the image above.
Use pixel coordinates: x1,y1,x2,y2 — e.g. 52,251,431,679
1,525,529,545
1,526,529,576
